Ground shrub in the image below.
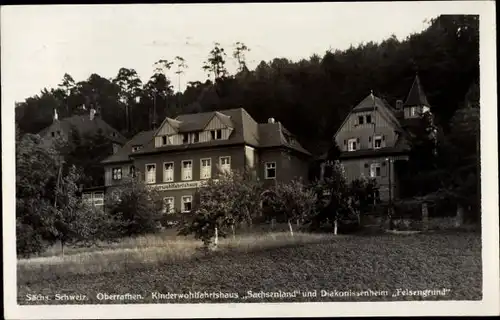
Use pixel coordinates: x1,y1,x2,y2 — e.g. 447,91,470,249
16,221,46,258
160,209,183,228
308,161,355,234
178,170,263,249
262,178,317,236
106,177,164,237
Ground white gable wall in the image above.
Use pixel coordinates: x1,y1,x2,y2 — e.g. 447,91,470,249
335,108,398,152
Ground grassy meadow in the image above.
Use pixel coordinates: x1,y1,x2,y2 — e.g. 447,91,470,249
17,225,482,304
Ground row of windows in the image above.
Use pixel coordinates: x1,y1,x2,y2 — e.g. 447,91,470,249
145,156,231,184
344,135,386,151
112,158,278,183
159,129,224,147
357,107,422,126
357,114,373,125
163,196,192,213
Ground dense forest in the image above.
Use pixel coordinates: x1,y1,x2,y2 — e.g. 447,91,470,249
15,15,479,156
15,14,481,256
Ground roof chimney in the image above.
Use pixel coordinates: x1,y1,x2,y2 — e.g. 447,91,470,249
268,118,275,124
396,100,403,110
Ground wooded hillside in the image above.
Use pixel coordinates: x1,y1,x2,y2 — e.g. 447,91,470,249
15,15,479,156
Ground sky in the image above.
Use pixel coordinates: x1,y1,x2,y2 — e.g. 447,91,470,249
0,2,483,108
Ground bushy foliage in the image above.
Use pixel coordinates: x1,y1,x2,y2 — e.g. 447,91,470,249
106,177,164,237
50,166,123,251
309,161,354,229
349,177,379,215
178,170,263,247
160,209,183,229
262,178,317,235
61,128,114,188
16,217,47,258
16,133,119,256
16,133,59,256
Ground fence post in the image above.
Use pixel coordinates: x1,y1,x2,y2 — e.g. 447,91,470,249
421,202,429,231
455,203,464,227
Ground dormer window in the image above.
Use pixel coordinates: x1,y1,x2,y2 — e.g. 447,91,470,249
211,129,222,140
132,145,142,153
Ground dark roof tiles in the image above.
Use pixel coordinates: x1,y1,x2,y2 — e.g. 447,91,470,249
103,108,310,164
101,130,154,164
38,114,126,144
404,75,431,107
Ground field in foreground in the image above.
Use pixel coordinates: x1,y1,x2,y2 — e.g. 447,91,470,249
17,231,482,304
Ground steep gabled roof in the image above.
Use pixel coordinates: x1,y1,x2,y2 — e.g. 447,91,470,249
38,114,126,144
334,92,403,138
404,75,430,107
213,111,234,128
154,117,181,136
101,130,154,164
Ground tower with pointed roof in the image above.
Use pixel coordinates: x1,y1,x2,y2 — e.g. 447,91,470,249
403,74,431,119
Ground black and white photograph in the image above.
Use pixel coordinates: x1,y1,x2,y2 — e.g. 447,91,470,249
2,1,498,318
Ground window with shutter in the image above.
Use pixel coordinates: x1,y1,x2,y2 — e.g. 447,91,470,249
347,138,357,151
370,163,381,178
